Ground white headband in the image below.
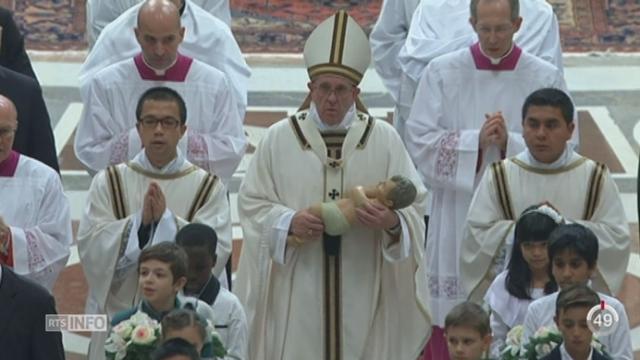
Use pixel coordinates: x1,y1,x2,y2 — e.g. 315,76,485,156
522,204,564,224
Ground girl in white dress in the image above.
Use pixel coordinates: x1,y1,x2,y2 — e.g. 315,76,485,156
485,204,563,357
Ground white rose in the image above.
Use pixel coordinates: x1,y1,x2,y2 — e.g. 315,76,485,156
130,324,157,345
506,325,524,347
112,322,134,340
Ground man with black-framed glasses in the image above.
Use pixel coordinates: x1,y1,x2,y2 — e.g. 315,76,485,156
78,86,233,360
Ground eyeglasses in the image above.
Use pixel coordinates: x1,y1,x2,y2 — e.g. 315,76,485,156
0,127,16,139
313,82,355,98
138,117,181,129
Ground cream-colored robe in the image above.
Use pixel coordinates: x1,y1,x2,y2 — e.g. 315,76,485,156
234,110,431,360
77,154,231,360
461,150,630,301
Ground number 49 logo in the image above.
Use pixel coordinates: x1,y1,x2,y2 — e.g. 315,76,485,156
586,301,620,336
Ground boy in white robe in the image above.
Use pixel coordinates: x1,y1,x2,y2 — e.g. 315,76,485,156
521,224,632,360
404,1,567,357
234,11,431,360
78,87,232,360
176,223,248,360
461,88,630,299
80,0,249,114
0,95,71,291
86,0,231,47
75,0,246,184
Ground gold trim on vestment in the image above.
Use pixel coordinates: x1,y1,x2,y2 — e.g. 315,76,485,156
356,115,374,149
583,163,606,220
289,114,311,150
187,174,218,222
510,157,587,174
126,162,198,180
491,162,515,220
106,165,127,219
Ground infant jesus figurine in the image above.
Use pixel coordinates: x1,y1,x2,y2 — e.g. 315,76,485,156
287,175,417,246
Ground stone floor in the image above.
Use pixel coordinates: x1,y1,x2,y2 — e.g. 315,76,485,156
26,55,640,359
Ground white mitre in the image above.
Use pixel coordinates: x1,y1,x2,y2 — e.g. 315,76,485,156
304,10,371,84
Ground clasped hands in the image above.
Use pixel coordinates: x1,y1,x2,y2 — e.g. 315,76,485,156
479,111,508,152
289,200,400,240
142,182,166,226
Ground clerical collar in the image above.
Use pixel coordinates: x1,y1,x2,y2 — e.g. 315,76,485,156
470,42,521,71
560,343,593,360
517,146,577,170
0,150,19,177
132,148,187,175
309,102,356,132
134,53,193,82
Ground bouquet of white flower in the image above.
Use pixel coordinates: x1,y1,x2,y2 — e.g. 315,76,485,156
520,326,610,360
105,311,162,360
522,326,563,359
500,325,526,360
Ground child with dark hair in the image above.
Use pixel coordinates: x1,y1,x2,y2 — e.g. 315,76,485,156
151,337,201,360
175,223,248,359
444,302,491,360
540,284,607,360
485,204,560,356
522,224,632,359
109,242,218,358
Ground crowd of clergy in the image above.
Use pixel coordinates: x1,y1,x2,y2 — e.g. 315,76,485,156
0,0,635,359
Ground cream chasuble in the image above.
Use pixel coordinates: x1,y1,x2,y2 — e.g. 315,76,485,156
0,152,71,291
77,152,231,360
234,109,431,360
461,150,630,302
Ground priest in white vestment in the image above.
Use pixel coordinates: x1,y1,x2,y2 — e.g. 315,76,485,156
397,0,563,141
86,0,231,47
80,0,249,115
404,0,567,357
461,88,630,301
234,11,431,360
75,0,246,184
0,95,71,292
77,87,232,360
369,0,420,140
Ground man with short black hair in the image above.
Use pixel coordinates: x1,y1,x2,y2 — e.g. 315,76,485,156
461,88,629,301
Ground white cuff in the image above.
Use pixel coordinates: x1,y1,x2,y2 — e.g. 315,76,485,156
9,226,28,274
272,210,295,264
